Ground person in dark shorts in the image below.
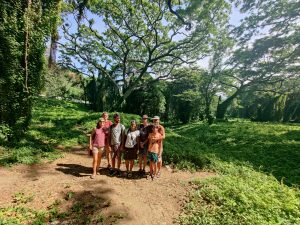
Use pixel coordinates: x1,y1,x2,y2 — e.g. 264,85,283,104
138,115,150,175
124,120,140,178
108,113,125,176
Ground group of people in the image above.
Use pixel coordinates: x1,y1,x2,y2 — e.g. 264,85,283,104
89,112,165,180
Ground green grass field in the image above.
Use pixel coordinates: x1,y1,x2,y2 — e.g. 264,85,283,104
0,98,299,224
164,122,300,224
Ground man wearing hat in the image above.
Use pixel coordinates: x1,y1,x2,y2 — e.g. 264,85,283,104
152,116,165,178
108,113,126,176
138,115,150,175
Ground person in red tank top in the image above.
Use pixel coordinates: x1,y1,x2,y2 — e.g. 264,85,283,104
102,112,113,169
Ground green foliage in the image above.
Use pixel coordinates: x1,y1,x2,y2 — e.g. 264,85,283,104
164,69,205,123
60,0,230,108
43,68,85,101
0,97,141,165
85,75,120,112
166,121,300,225
179,165,300,225
165,121,300,186
0,0,62,139
123,80,166,117
228,77,300,122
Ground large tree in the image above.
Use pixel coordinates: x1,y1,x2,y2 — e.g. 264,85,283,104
215,0,300,119
59,0,230,109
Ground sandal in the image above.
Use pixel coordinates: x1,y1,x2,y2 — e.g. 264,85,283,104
90,174,96,179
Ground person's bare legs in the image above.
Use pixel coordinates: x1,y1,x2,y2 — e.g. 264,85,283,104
92,151,101,177
143,155,147,171
96,152,102,171
125,160,129,172
117,154,122,170
157,158,162,172
153,162,157,177
106,145,112,167
149,161,153,176
129,160,134,172
112,155,116,169
138,155,143,170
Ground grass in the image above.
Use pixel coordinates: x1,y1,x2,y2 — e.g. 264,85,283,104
162,122,300,224
1,98,300,224
0,97,140,166
164,121,300,186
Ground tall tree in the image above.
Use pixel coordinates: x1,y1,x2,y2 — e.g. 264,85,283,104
0,0,61,139
59,0,230,109
215,0,300,119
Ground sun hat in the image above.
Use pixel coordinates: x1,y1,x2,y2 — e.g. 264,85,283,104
152,116,160,120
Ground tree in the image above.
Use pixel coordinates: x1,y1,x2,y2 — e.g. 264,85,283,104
227,76,300,122
163,68,205,123
59,0,230,110
43,68,85,101
215,0,300,119
0,0,61,139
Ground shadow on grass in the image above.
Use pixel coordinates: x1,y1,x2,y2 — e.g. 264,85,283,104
3,182,130,224
165,122,300,186
46,184,131,225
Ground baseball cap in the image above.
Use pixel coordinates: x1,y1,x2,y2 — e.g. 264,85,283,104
142,115,148,119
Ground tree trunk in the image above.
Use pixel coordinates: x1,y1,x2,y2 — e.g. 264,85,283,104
48,31,58,68
216,89,242,119
23,0,31,93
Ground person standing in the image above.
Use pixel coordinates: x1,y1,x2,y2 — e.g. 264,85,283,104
124,120,140,178
102,112,113,169
89,118,107,179
138,115,150,175
152,116,165,178
109,113,125,176
148,125,162,180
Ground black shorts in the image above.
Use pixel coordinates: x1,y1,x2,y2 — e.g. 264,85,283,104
124,145,138,160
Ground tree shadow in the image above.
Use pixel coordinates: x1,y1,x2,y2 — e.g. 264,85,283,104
281,130,300,141
43,183,132,224
98,167,148,180
165,122,300,186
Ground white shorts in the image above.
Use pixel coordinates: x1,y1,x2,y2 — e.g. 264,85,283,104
92,147,105,154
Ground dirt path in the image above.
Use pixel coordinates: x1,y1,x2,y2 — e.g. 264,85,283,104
0,147,213,225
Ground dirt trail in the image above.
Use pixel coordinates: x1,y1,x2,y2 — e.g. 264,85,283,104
0,147,213,225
